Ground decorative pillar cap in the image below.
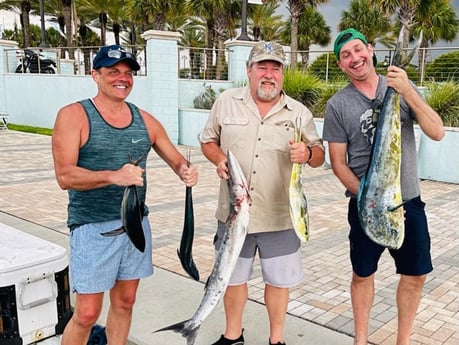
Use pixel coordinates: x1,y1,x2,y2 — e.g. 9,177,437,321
141,30,181,42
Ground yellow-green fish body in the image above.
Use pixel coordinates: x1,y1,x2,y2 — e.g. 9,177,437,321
357,29,423,250
357,89,404,249
289,116,309,242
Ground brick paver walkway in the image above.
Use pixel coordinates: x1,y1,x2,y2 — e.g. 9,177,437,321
0,131,457,345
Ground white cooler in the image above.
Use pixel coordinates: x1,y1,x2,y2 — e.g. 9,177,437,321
0,223,72,345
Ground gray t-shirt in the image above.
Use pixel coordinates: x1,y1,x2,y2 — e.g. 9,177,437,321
323,75,420,200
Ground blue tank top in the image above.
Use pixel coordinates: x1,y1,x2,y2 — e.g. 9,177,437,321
67,99,151,229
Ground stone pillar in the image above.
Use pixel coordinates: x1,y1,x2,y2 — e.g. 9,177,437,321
0,40,19,113
141,30,181,143
225,39,255,85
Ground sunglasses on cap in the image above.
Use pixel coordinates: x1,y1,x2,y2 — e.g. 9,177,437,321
105,47,135,60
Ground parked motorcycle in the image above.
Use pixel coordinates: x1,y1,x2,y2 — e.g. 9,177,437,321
15,49,57,74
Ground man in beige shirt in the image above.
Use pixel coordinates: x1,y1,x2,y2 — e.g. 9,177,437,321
200,41,325,345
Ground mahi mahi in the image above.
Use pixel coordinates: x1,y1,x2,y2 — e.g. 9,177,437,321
289,115,309,242
357,29,423,250
154,150,249,345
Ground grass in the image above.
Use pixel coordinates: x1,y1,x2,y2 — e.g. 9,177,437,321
7,123,53,136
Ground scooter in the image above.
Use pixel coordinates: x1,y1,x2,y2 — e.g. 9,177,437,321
15,49,57,74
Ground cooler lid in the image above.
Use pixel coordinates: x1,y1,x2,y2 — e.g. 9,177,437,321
0,222,67,274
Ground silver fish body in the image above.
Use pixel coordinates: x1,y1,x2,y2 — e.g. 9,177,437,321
289,116,309,242
154,150,249,345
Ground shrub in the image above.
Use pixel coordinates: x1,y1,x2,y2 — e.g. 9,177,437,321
308,53,347,82
193,83,218,109
425,81,459,127
311,83,345,118
282,68,323,109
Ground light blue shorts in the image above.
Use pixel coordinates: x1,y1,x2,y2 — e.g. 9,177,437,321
70,217,153,293
214,222,304,288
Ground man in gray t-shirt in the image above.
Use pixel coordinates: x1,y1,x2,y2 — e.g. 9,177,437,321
323,28,444,345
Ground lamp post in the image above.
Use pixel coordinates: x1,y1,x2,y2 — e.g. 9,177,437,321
237,0,251,41
39,0,47,47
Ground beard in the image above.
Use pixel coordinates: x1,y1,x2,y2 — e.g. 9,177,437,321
256,83,279,101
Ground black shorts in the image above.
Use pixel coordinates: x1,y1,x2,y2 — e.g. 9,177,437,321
348,196,433,277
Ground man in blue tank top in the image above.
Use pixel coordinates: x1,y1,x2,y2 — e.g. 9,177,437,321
52,44,198,345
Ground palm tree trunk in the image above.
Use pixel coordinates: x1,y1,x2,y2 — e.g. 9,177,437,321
21,1,31,47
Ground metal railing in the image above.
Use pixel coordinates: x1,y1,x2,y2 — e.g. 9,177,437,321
4,45,459,86
178,46,230,81
4,45,147,76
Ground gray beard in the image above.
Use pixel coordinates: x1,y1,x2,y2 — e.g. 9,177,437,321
256,86,278,101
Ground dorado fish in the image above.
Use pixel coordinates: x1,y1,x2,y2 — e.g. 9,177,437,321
154,150,249,345
289,115,309,242
177,150,200,281
101,154,146,253
357,29,423,250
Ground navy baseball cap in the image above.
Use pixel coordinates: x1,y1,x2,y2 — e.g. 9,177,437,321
334,28,377,66
92,45,140,71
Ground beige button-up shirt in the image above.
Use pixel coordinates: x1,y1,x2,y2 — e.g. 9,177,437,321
200,86,324,234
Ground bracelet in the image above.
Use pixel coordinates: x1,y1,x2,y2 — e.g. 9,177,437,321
306,146,313,164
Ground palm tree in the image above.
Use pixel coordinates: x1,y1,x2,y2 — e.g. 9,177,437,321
412,0,458,49
411,0,459,75
62,0,72,48
179,21,206,78
0,0,32,47
186,0,224,79
77,0,117,45
286,0,329,66
367,0,421,50
280,5,331,67
248,0,284,41
339,0,393,48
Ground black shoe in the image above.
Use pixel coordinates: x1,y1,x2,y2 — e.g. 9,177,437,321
211,329,244,345
269,340,286,345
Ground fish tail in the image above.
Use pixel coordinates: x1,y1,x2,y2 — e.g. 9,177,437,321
154,320,199,345
177,249,200,281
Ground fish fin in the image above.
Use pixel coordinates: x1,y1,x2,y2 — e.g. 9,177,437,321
204,275,211,290
387,198,411,212
154,320,199,345
100,227,125,237
392,27,423,69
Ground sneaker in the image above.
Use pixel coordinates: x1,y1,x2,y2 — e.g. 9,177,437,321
269,340,286,345
211,329,244,345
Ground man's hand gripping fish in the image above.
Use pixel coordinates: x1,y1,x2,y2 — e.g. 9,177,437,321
357,29,423,250
154,150,249,345
101,154,146,252
289,115,309,242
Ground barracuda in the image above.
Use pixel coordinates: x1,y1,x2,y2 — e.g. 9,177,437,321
357,29,423,250
289,115,309,242
154,150,249,345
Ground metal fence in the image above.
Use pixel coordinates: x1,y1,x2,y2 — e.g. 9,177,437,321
299,46,459,85
178,46,230,80
4,45,147,76
5,45,459,86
